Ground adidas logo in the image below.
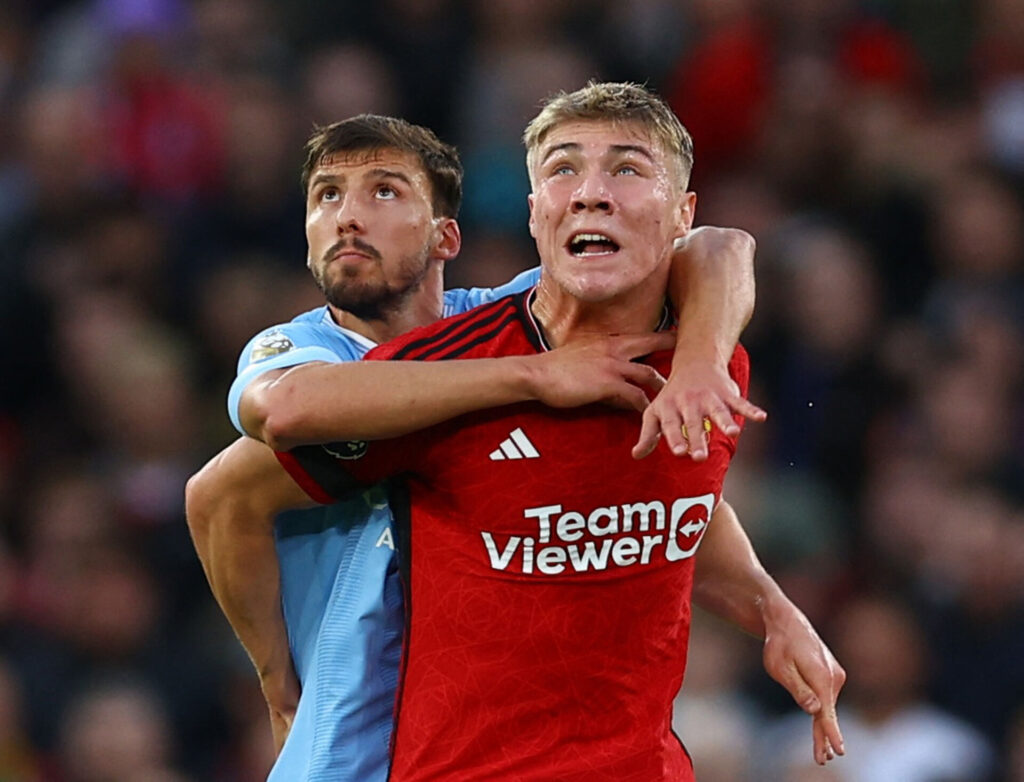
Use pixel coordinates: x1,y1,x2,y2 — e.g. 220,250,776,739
489,427,540,461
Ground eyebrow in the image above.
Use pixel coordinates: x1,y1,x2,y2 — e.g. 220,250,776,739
309,173,341,190
366,168,413,186
308,168,414,191
609,144,655,162
539,142,656,166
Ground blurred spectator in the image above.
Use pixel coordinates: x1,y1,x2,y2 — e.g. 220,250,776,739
56,675,189,782
767,222,892,502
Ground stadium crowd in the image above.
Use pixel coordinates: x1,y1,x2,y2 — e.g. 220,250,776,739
0,0,1021,779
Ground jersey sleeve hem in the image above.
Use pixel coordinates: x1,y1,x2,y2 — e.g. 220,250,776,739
275,451,336,504
227,346,343,434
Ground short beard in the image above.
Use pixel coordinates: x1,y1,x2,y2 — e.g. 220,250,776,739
317,247,431,322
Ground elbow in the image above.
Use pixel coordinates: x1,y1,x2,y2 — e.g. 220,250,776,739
245,385,304,452
258,411,302,453
184,470,214,552
718,226,756,262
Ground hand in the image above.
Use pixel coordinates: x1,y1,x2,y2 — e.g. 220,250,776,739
260,665,301,756
527,332,675,412
632,350,766,459
762,601,847,766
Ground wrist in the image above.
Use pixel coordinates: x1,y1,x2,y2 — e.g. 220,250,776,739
515,354,545,402
759,585,802,638
256,648,294,681
670,340,730,373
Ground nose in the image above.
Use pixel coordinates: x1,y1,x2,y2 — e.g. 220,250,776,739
335,194,365,234
571,172,613,214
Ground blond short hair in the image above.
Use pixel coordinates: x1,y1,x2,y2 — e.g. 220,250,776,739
523,81,694,190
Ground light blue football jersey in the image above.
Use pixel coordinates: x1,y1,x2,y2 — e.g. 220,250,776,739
227,269,539,782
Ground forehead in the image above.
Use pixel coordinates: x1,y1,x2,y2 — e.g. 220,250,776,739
537,120,665,161
311,147,428,183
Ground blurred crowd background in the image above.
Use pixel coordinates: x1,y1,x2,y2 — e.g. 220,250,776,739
0,0,1022,779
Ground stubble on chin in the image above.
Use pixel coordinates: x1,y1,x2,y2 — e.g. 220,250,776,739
319,249,431,321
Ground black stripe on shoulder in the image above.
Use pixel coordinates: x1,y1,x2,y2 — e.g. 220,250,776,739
391,296,518,361
417,308,520,360
289,444,369,500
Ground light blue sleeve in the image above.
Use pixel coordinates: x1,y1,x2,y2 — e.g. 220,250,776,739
227,324,350,435
443,266,540,315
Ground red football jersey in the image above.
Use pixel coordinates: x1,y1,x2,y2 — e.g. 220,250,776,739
278,291,750,782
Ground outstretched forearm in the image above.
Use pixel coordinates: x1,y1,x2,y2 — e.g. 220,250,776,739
692,499,782,637
240,333,674,450
669,226,756,367
242,358,535,449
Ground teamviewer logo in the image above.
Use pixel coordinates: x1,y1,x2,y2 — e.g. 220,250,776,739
665,494,714,561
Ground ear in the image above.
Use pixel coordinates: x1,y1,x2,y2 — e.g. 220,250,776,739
527,193,537,238
432,218,461,263
673,191,696,241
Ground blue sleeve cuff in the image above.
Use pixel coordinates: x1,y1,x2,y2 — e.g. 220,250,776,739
227,346,343,435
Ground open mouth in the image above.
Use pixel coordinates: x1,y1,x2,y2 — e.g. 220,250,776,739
568,232,620,257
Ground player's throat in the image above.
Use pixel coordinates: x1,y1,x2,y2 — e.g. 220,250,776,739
527,287,674,350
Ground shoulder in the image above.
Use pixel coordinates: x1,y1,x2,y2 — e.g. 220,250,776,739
239,307,372,370
369,292,535,362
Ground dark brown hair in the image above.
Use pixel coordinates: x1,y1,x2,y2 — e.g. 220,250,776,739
301,114,463,217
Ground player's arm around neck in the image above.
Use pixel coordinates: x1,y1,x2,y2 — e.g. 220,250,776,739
670,226,756,368
185,437,314,752
238,334,674,452
634,226,767,459
693,500,846,766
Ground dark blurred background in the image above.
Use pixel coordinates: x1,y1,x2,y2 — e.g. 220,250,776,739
0,0,1022,780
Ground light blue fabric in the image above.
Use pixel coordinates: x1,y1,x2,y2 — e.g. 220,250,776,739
227,268,540,435
230,269,539,780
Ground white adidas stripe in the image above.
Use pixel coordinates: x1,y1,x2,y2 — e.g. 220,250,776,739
489,427,540,461
509,427,539,458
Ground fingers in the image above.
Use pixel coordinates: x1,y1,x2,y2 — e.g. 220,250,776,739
658,409,689,456
777,654,844,765
812,708,845,765
609,384,653,413
633,410,662,459
619,362,666,393
818,706,845,760
729,395,768,423
812,714,831,765
775,660,823,716
680,413,711,461
706,401,742,438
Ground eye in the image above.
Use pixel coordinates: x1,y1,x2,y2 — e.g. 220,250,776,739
375,184,398,199
614,164,639,176
549,163,576,177
320,187,340,202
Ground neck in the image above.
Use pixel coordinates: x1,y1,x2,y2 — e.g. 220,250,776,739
329,265,445,345
530,269,671,347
